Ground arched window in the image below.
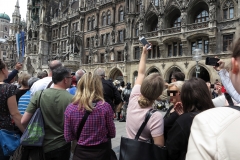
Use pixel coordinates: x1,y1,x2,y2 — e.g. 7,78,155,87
92,16,95,29
223,0,234,20
107,11,111,25
119,7,124,22
87,17,91,30
102,12,106,26
172,17,181,27
195,10,209,23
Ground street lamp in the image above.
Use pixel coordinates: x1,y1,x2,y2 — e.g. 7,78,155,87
192,48,203,78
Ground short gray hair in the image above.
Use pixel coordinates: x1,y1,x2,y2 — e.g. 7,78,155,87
168,81,184,92
95,68,105,77
75,69,85,82
28,77,39,88
37,71,48,79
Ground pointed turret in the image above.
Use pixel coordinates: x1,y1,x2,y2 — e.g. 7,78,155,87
12,0,21,24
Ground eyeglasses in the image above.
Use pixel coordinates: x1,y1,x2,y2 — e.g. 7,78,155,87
167,90,178,96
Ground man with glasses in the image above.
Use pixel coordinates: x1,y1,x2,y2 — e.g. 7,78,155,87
30,60,62,96
22,66,73,160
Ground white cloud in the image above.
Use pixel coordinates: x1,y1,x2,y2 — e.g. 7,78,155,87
0,0,27,22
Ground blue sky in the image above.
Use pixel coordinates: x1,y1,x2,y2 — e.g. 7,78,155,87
0,0,27,22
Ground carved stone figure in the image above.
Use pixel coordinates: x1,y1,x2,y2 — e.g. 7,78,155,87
139,22,143,31
181,12,187,26
158,17,163,29
209,5,216,21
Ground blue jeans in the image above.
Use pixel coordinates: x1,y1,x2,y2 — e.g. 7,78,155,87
0,147,10,160
45,143,71,160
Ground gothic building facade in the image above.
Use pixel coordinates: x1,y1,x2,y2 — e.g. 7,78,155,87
22,0,239,83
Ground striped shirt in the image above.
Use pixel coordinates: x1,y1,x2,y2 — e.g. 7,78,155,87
18,90,31,115
64,101,116,146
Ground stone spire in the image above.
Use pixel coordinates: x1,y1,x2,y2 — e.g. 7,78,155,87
12,0,21,24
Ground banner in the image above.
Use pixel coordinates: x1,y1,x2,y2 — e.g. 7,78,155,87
21,31,25,58
16,33,20,57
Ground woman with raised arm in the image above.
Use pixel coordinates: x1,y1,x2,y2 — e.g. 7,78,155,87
126,45,165,147
0,59,24,160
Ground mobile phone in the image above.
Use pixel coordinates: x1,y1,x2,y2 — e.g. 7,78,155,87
139,36,151,50
205,57,220,66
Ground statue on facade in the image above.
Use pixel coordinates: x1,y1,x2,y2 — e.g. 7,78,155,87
181,12,187,26
157,16,163,30
209,5,216,21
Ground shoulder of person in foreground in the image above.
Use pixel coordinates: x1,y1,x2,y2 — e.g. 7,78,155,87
186,107,240,160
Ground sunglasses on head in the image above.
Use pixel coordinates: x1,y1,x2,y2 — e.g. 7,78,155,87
167,90,178,96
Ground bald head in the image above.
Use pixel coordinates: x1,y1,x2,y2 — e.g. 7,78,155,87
49,60,62,72
95,68,105,78
75,69,85,82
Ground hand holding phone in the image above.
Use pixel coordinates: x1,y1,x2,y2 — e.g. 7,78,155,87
139,36,151,50
205,57,220,66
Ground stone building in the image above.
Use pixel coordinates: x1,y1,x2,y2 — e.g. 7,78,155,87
0,13,11,61
23,0,238,83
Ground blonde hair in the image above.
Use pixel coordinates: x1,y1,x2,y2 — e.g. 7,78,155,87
168,81,184,92
72,72,105,112
138,73,164,108
18,73,31,87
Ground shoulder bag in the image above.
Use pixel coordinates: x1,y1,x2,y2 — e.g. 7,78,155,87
119,109,168,160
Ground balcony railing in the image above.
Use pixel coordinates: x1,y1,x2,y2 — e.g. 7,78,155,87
162,27,181,35
187,21,209,31
143,31,158,37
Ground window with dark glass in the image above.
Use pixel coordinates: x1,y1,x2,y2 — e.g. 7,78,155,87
172,17,181,27
119,30,123,42
102,13,106,26
86,38,90,48
88,17,91,30
152,46,156,58
168,45,172,57
223,1,234,20
106,33,110,44
92,17,95,29
119,7,124,22
86,55,89,64
195,10,209,23
100,54,104,63
173,43,177,56
191,42,196,54
135,47,140,59
107,11,111,25
204,40,209,53
148,50,151,59
136,1,140,12
157,46,160,58
223,34,233,51
117,51,122,61
101,34,105,46
179,43,182,56
135,28,139,37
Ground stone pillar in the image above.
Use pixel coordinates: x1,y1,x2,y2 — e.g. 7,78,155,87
159,43,164,58
182,41,188,56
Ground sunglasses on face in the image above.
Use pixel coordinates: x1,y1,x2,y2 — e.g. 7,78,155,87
167,90,179,96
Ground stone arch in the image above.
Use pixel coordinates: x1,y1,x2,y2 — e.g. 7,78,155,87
164,66,183,83
108,67,123,81
164,6,181,28
187,0,209,24
146,66,161,75
188,64,211,82
145,12,158,32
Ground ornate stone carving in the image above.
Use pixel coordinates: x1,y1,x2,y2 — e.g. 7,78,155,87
181,12,187,26
209,4,216,22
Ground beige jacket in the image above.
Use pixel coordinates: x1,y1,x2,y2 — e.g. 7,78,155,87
186,107,240,160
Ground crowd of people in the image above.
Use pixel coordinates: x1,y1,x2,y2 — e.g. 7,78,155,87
0,38,240,160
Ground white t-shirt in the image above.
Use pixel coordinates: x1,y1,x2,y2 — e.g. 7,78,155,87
30,77,53,97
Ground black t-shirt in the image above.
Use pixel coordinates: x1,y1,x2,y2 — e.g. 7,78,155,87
0,83,17,130
166,112,199,160
16,88,29,103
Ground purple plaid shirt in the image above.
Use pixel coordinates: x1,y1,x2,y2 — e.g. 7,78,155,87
64,101,116,146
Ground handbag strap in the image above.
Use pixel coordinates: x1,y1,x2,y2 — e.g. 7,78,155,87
135,109,158,140
37,90,44,108
76,102,97,140
224,93,234,106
